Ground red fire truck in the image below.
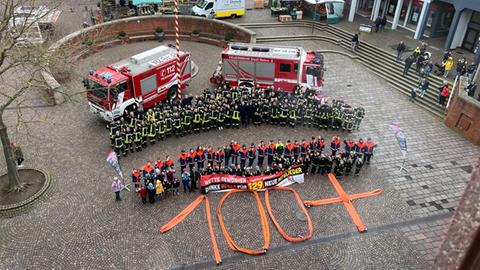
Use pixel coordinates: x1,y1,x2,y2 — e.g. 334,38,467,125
210,42,324,91
84,45,195,122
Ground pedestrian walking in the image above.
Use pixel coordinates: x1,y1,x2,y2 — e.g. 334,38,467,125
403,55,415,76
396,41,406,62
380,15,387,31
374,17,382,32
11,142,24,167
438,82,449,105
111,177,123,201
351,33,359,52
409,87,418,103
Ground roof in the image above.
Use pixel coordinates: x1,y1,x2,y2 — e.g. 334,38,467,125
109,45,186,76
90,67,129,85
225,42,304,61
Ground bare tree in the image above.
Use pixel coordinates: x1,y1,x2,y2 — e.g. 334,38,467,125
0,0,61,192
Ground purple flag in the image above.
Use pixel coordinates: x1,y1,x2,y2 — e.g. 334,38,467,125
389,123,408,160
106,150,124,179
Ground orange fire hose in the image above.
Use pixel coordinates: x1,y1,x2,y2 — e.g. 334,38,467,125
264,186,313,242
304,189,383,207
160,195,222,265
303,173,382,233
217,189,270,255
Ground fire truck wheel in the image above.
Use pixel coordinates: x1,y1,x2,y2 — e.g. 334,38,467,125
239,82,253,88
168,87,178,100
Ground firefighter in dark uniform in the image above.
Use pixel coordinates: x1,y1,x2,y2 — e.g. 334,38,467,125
319,154,328,175
173,112,182,137
325,155,333,174
165,112,173,137
157,115,166,140
303,104,313,128
353,106,365,130
224,105,232,128
147,119,157,145
232,106,240,128
141,121,148,148
193,109,202,133
124,127,133,153
113,131,126,157
344,154,354,176
182,109,192,134
133,128,142,152
342,105,354,132
108,121,119,145
333,154,344,177
210,106,218,129
202,107,211,131
253,106,262,126
288,105,296,127
270,102,279,125
310,152,320,174
217,108,225,130
354,156,364,176
279,104,288,126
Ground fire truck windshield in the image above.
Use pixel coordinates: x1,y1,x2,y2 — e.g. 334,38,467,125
85,79,108,99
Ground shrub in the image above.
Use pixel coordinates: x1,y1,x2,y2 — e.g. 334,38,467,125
155,27,164,33
192,29,200,35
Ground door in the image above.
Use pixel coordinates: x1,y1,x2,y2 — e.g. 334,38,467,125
462,28,479,52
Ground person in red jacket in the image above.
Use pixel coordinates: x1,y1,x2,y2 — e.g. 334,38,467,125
355,138,366,159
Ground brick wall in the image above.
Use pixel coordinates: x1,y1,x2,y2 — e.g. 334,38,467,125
444,78,480,146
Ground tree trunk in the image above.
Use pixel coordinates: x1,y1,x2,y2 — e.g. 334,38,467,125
0,114,22,191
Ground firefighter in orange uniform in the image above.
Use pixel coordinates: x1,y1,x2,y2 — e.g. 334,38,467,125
330,136,341,157
178,150,188,172
363,137,377,165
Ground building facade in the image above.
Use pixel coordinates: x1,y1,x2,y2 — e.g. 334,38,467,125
346,0,480,51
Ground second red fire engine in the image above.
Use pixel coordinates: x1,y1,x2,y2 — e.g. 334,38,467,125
211,42,324,92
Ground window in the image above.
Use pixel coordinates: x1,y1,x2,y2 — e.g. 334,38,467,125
294,63,299,73
279,63,291,72
140,74,157,95
205,2,213,9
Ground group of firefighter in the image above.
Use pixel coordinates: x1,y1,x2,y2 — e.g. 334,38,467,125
132,136,377,198
109,85,366,157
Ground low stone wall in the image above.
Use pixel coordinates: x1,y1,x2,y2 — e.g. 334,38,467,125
444,77,480,145
45,15,256,104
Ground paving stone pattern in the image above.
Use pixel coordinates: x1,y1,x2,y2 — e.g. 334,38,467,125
0,18,479,270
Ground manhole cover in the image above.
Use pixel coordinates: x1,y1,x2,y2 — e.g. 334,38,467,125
346,84,352,87
295,211,307,221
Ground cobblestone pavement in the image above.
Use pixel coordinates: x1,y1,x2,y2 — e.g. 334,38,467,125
0,13,479,270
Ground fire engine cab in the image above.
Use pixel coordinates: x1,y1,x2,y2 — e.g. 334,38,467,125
210,42,324,91
84,45,195,122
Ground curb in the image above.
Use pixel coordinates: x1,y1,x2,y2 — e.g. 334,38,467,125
0,168,54,217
